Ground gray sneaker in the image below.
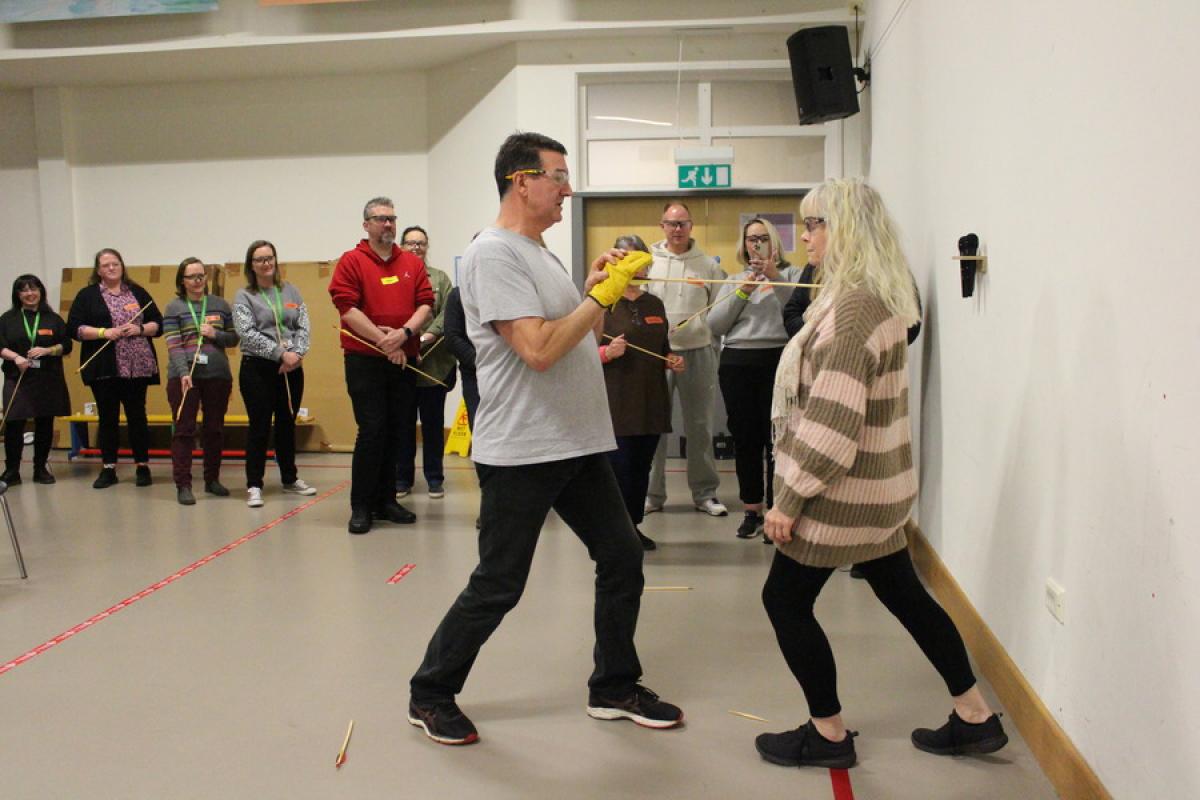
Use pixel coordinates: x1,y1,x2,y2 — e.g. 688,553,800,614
282,479,317,496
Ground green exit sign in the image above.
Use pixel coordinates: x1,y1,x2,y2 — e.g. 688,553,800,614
677,164,731,189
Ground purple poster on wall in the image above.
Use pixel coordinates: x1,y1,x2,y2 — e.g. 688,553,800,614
739,212,797,255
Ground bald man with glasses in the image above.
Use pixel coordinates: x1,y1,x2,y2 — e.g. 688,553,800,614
642,202,729,518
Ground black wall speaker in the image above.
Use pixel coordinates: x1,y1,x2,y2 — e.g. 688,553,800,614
787,26,859,125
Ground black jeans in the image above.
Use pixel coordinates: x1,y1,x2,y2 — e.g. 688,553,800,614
461,369,479,430
90,378,150,465
344,354,415,509
718,357,780,506
4,417,53,470
239,357,303,489
396,385,448,487
762,547,977,718
605,434,660,526
411,453,645,702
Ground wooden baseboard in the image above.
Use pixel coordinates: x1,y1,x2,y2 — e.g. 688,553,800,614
908,529,1111,800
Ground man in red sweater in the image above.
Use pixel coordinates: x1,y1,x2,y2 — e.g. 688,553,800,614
329,196,435,534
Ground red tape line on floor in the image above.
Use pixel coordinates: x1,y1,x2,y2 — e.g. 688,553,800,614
387,564,416,584
830,768,855,800
0,481,349,678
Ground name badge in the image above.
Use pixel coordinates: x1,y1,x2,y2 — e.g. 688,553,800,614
285,303,299,309
124,302,140,311
381,276,399,285
37,328,53,336
205,314,221,322
196,354,209,365
645,316,665,325
29,359,41,369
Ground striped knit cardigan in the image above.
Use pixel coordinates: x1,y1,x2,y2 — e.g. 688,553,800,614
772,288,916,567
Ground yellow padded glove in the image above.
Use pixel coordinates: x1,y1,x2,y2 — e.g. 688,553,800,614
587,251,653,310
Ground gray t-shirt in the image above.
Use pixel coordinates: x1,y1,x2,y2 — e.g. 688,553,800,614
461,227,615,466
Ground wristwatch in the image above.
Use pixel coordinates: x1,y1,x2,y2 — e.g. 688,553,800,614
402,326,414,339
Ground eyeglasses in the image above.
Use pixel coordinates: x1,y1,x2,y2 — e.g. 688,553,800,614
661,220,693,230
745,235,771,245
367,215,398,224
505,168,571,186
802,217,827,233
251,256,276,265
183,273,207,282
402,240,428,249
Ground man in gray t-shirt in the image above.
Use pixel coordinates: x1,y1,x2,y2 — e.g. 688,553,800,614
409,132,684,746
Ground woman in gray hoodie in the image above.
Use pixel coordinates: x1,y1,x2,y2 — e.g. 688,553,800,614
707,218,804,540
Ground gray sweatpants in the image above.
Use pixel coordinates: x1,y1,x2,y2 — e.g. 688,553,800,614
647,343,720,505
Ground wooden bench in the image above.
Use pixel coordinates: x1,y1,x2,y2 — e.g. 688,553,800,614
65,413,315,459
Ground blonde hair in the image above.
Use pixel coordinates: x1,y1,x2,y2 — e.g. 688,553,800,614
800,178,919,325
735,217,788,269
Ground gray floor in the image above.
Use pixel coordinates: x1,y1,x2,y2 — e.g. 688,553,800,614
0,454,1057,799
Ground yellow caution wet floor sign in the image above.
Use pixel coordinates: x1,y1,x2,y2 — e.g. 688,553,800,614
444,398,472,457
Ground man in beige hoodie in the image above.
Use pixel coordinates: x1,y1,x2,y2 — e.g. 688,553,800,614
643,202,728,517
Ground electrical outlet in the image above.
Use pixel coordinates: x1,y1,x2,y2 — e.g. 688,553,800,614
1045,579,1066,625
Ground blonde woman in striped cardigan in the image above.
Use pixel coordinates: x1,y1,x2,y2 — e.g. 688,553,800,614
756,179,1007,769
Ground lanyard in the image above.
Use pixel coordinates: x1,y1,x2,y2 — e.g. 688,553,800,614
22,310,40,345
265,287,285,333
186,296,208,341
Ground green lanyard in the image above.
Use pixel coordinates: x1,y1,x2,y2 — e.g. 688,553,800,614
186,296,208,342
22,310,40,347
265,287,285,333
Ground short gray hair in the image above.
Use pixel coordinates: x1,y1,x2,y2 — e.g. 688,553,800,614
363,196,394,220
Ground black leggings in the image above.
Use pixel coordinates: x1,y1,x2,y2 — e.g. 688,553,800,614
761,547,977,718
5,417,53,470
91,379,150,465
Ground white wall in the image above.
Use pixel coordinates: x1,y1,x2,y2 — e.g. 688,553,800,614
0,89,44,296
865,1,1200,796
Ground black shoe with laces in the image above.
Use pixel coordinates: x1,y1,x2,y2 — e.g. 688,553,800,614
205,480,230,497
736,511,763,539
33,464,55,484
756,720,858,768
0,468,20,486
373,500,416,524
135,465,152,487
587,685,683,729
93,467,118,489
911,711,1008,756
408,699,479,745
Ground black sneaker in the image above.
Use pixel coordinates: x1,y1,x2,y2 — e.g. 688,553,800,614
408,699,479,745
177,486,196,506
93,467,118,489
587,685,683,729
205,480,230,497
0,468,20,486
135,465,153,487
33,464,55,484
373,501,416,524
635,527,657,551
736,511,763,539
756,721,857,768
912,711,1008,756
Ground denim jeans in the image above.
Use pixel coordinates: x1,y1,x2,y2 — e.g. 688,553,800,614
344,354,415,509
396,384,448,487
411,453,645,702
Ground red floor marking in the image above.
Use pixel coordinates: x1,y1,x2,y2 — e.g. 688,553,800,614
829,768,855,800
0,481,349,678
387,564,416,584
